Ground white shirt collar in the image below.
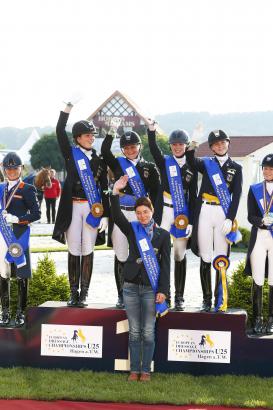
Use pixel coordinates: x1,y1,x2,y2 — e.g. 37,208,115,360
79,146,93,160
266,181,273,195
215,154,228,166
7,178,20,191
174,155,186,168
128,155,140,166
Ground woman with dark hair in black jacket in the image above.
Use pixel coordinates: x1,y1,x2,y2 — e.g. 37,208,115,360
110,175,170,382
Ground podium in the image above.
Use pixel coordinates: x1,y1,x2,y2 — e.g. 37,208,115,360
1,303,273,376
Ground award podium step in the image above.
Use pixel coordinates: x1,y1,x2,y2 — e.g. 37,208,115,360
0,303,272,376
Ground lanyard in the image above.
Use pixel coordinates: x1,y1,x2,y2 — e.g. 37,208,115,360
263,181,273,215
3,181,21,210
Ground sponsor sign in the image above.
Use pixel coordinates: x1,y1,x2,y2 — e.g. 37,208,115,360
41,324,103,358
168,329,231,363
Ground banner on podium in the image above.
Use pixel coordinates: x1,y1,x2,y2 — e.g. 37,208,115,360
41,324,103,358
168,329,231,364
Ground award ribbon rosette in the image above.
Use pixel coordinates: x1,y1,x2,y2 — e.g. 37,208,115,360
165,155,189,238
0,184,29,268
72,147,103,228
203,157,242,244
117,157,147,204
251,181,273,237
131,221,168,318
213,255,230,312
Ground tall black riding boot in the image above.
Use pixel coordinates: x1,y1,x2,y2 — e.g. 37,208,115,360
174,257,187,311
115,256,125,308
67,253,81,307
252,281,263,334
266,286,273,334
14,279,28,327
0,277,10,327
200,259,212,312
78,253,94,307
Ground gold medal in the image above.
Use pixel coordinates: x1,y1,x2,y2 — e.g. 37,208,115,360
174,214,189,230
91,203,104,218
8,243,23,258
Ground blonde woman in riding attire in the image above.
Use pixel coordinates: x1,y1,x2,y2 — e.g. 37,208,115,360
53,102,109,308
147,121,197,310
187,130,242,312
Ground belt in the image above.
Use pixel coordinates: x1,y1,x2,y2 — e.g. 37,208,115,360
120,205,135,211
202,200,220,206
163,202,173,208
72,197,88,203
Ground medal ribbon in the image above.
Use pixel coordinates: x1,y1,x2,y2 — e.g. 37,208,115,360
203,157,241,244
0,184,29,267
72,147,102,228
131,221,168,318
263,181,273,216
251,182,273,237
165,156,189,239
117,157,147,198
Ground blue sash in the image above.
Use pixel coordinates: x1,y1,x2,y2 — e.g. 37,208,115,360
131,221,168,317
72,147,102,228
117,157,147,198
165,155,189,238
251,182,273,237
0,184,30,268
119,194,136,207
203,157,241,244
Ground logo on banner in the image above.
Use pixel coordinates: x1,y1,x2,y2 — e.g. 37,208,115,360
168,329,231,363
41,324,103,358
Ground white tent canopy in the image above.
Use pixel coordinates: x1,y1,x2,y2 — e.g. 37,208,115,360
17,129,40,164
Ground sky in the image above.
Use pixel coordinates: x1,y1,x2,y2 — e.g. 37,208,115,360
0,0,273,128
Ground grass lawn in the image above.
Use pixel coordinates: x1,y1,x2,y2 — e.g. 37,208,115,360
0,368,272,407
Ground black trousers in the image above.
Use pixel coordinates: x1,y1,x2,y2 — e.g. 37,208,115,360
45,198,57,223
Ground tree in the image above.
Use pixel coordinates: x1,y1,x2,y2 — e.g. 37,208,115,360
30,133,65,171
140,133,170,162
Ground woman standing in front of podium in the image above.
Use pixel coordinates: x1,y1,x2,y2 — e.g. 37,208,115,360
111,175,170,382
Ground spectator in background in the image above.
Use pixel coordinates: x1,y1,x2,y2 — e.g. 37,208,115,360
44,169,61,224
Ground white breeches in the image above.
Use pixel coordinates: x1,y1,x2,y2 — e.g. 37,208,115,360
0,233,11,279
160,204,188,262
112,209,137,262
251,229,273,286
198,204,228,263
66,202,98,256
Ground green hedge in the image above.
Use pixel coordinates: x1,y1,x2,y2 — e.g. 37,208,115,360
10,254,70,315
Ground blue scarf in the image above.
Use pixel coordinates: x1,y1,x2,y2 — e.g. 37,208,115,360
142,218,155,240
